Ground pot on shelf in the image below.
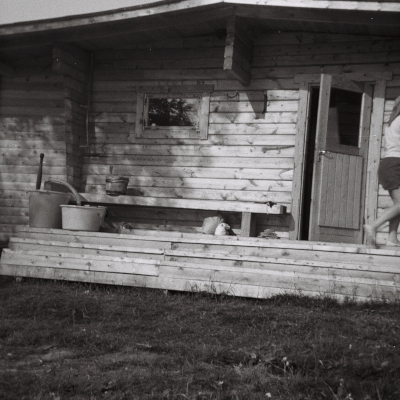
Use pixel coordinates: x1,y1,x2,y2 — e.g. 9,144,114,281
105,176,129,196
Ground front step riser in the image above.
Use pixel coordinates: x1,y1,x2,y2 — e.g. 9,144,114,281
13,229,399,267
3,227,399,303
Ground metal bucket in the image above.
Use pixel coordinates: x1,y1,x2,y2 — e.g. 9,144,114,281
106,176,129,196
29,190,72,229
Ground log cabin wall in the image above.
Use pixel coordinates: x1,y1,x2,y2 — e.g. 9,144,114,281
84,35,295,236
0,31,399,242
63,74,85,189
0,45,92,243
52,44,92,189
0,60,67,243
83,32,400,238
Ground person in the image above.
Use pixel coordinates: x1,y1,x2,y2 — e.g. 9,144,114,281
364,95,400,247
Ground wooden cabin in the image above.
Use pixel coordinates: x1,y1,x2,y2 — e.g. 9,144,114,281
1,1,400,301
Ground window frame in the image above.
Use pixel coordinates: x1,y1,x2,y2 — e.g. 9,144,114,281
136,85,214,139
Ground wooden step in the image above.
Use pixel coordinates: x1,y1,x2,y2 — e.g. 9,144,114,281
9,237,165,260
13,226,400,267
159,259,399,300
3,227,400,302
9,235,400,276
1,248,160,276
164,250,400,278
11,226,370,252
1,247,398,302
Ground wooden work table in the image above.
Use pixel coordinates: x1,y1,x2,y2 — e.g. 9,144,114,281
78,193,287,237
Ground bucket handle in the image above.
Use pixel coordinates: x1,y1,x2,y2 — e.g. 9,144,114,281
47,180,82,206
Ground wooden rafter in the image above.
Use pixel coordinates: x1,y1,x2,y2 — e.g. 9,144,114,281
52,43,91,77
223,14,253,86
0,2,399,50
0,1,399,38
235,3,400,28
0,5,233,50
52,43,93,185
0,60,14,75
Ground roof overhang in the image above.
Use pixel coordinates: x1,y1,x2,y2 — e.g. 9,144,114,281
1,1,400,46
1,0,400,34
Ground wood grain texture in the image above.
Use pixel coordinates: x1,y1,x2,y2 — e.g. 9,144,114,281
1,31,400,242
2,227,400,302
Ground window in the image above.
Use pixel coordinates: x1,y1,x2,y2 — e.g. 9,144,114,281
136,85,213,139
327,87,363,148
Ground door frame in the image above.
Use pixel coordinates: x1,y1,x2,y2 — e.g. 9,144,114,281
308,74,373,243
290,73,390,242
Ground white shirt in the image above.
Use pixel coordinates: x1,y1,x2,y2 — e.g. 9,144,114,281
384,116,400,158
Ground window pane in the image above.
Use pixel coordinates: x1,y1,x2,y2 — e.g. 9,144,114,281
328,88,362,147
148,97,199,127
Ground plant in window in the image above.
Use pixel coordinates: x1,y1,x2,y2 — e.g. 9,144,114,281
136,85,213,139
148,98,196,127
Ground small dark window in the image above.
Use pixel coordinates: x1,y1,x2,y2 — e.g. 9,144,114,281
147,96,200,128
136,85,213,139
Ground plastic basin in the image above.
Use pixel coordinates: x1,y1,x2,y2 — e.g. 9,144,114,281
61,205,107,232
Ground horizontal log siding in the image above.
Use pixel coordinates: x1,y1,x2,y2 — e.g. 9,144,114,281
0,71,67,242
0,33,396,241
83,33,400,236
63,76,87,189
85,36,297,235
82,33,400,237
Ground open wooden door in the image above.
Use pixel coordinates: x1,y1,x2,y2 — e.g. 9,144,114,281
308,74,373,243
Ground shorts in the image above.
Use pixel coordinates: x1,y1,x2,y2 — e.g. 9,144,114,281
378,157,400,191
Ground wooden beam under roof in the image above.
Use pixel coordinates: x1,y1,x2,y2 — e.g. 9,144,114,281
230,1,400,13
223,14,253,86
0,1,399,38
0,1,399,40
52,43,91,78
235,3,400,28
0,60,14,75
0,1,223,36
0,1,398,52
0,4,233,50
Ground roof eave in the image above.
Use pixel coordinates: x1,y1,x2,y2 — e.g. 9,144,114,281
1,0,399,37
0,0,223,36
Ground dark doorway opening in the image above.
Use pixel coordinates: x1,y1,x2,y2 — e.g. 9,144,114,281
300,87,319,240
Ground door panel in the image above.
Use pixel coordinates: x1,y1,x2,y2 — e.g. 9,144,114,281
308,74,373,243
317,152,363,230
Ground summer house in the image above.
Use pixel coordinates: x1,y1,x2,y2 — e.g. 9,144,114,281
1,0,400,301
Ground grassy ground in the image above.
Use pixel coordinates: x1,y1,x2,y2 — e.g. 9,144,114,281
0,276,399,400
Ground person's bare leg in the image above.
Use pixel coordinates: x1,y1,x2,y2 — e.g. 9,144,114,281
364,187,400,245
388,214,400,244
387,189,400,244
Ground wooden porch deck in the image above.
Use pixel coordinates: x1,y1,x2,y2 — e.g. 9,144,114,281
1,226,400,302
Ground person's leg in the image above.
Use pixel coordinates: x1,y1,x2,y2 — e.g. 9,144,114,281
364,187,400,245
388,215,400,243
387,188,400,244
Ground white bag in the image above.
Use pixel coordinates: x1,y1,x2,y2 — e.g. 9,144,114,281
202,215,224,234
214,223,230,236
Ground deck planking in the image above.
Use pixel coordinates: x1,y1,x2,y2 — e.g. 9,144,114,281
1,227,400,302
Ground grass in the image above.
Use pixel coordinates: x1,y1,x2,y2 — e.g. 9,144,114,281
1,276,400,400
